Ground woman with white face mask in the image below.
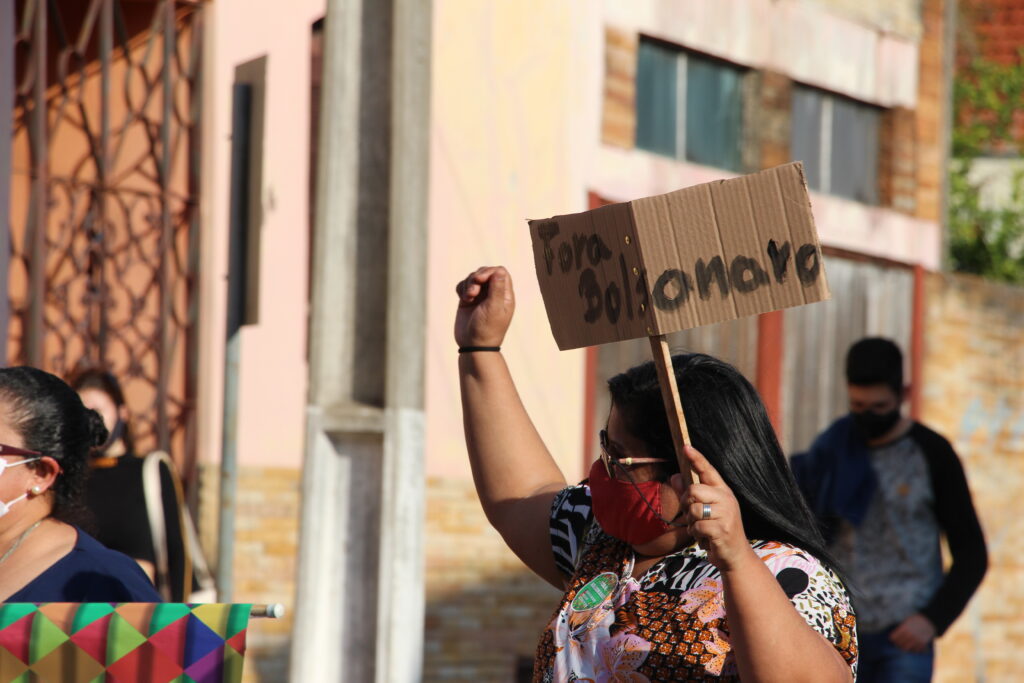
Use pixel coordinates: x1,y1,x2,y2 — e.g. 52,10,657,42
0,366,161,602
455,266,857,682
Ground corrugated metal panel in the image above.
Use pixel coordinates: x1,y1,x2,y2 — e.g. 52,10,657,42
782,255,914,454
593,316,758,457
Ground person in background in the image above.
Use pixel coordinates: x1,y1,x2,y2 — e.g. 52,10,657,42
792,337,988,682
70,367,191,601
456,265,857,682
0,366,160,601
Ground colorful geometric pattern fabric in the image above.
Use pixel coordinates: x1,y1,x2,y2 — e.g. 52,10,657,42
0,603,251,683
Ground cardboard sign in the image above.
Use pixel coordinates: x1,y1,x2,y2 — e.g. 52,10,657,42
529,162,830,350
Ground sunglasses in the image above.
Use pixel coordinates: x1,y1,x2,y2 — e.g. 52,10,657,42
598,429,672,480
0,444,42,458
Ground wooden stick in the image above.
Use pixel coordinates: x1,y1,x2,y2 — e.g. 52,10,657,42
649,335,699,485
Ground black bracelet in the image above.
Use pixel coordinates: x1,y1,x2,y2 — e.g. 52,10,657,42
458,346,501,353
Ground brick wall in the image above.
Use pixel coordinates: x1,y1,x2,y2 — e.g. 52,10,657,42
424,477,562,682
879,107,918,213
202,469,560,682
959,0,1024,148
872,0,949,220
601,27,636,149
920,272,1024,681
759,71,792,170
962,0,1024,66
197,464,300,683
915,0,949,221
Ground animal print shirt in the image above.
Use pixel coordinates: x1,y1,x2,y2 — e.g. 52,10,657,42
534,484,858,682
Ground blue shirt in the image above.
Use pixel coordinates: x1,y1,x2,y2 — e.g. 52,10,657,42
6,527,162,603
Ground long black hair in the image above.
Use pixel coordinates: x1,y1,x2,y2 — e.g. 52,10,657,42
0,366,108,524
608,353,842,576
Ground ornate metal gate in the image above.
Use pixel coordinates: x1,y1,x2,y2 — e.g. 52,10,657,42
8,0,202,476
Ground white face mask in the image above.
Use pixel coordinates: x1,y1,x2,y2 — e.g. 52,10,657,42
0,457,41,518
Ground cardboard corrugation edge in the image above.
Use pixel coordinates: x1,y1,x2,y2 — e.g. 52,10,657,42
793,163,831,304
770,163,830,308
579,199,653,349
527,216,565,348
623,202,660,339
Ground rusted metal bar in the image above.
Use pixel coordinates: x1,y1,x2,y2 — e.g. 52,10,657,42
0,0,14,367
96,0,112,358
156,0,174,451
27,0,47,367
182,3,203,497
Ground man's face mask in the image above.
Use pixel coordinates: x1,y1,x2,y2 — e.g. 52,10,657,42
851,409,901,440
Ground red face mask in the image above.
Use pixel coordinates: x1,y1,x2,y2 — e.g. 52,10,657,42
588,458,673,546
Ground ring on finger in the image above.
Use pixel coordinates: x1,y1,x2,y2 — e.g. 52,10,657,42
701,502,712,521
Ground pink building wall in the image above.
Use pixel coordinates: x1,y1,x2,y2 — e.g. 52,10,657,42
197,0,325,470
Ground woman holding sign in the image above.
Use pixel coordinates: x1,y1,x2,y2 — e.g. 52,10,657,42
456,266,856,682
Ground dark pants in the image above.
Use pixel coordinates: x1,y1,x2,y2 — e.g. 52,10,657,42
857,628,934,683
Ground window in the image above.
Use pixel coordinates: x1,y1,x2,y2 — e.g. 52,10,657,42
636,38,744,172
228,57,267,330
791,86,880,204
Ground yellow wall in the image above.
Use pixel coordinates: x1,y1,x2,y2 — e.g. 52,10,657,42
425,0,594,482
921,273,1024,682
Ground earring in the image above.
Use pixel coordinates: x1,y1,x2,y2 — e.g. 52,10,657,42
30,486,42,495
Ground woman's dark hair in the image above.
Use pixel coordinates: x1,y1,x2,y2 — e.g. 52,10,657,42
0,366,108,524
608,353,843,577
68,366,136,456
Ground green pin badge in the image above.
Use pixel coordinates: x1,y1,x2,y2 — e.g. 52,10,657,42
570,572,618,612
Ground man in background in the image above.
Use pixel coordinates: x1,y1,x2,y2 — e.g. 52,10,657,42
792,337,987,682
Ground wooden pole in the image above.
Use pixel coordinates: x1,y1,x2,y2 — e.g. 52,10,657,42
649,335,699,484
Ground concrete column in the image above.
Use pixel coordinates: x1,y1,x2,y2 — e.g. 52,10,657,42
290,0,373,679
375,0,431,680
291,0,430,679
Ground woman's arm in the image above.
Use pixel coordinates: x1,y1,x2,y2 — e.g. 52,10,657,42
720,554,852,682
456,266,568,589
675,446,853,683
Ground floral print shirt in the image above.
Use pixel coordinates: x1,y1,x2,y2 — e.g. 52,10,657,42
534,484,858,682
